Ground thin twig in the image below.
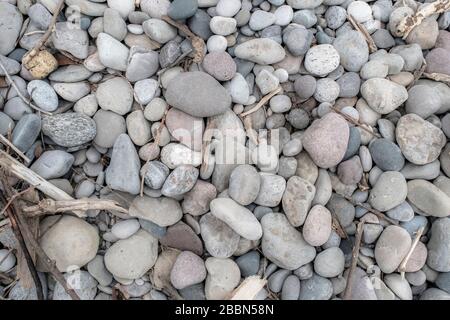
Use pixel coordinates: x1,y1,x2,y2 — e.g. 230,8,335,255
347,14,377,53
0,134,31,164
398,226,425,279
330,106,381,138
0,60,51,115
22,0,65,66
22,198,128,217
0,218,11,228
344,196,398,225
343,221,365,300
0,187,34,216
229,276,267,300
240,87,282,118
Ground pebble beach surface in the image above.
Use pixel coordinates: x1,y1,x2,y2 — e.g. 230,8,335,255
1,0,450,301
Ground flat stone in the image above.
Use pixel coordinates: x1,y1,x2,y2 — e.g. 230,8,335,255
205,257,241,300
42,113,96,148
369,138,405,171
333,30,369,72
160,222,203,255
165,71,231,117
182,180,217,216
161,165,199,198
396,114,446,165
407,179,450,218
314,247,345,278
11,114,41,152
375,225,412,274
304,44,340,77
52,22,89,59
165,108,204,152
96,77,133,115
369,171,407,212
303,205,332,247
39,215,99,272
234,38,286,65
282,176,315,227
228,165,261,206
361,78,408,114
104,230,158,280
261,212,316,270
254,173,286,207
105,134,141,195
0,3,23,55
31,150,74,180
170,251,206,290
210,198,262,241
200,213,240,258
93,110,126,148
299,274,333,300
96,33,130,71
129,195,182,227
27,80,58,112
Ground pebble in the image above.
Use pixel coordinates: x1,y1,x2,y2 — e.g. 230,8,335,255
168,0,198,20
170,251,206,290
369,138,405,171
361,78,408,114
96,77,133,115
282,176,316,227
42,113,96,148
407,179,450,218
0,249,16,272
105,230,158,280
384,274,413,300
93,110,126,148
210,198,262,241
161,165,199,198
299,274,333,300
0,3,23,55
166,72,231,117
333,31,369,72
234,38,286,65
235,251,260,277
105,134,141,195
261,212,316,270
11,113,41,152
375,226,412,274
254,173,286,207
304,44,340,77
202,51,236,81
200,213,239,258
396,114,446,165
303,205,332,247
283,25,313,56
159,218,200,252
40,215,99,272
87,255,113,287
53,271,97,300
205,257,241,300
314,247,345,278
302,113,349,168
209,16,237,36
27,81,59,114
52,22,89,59
31,150,74,180
369,171,407,212
111,219,140,240
129,195,182,227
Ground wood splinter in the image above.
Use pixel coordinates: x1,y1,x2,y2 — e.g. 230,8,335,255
343,221,365,300
398,226,425,279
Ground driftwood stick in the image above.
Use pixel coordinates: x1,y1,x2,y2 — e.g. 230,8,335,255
0,179,44,300
22,198,128,217
0,218,10,228
229,276,267,300
423,72,450,86
397,0,450,39
240,87,282,118
0,60,51,115
0,134,31,164
399,226,425,279
343,221,365,300
22,0,65,65
0,151,85,217
347,14,377,53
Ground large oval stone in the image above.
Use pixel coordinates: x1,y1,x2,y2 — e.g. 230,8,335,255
407,179,450,218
